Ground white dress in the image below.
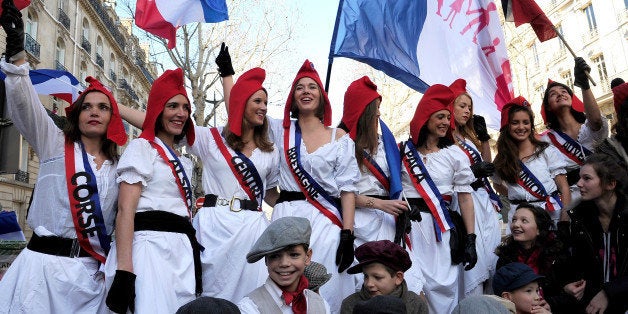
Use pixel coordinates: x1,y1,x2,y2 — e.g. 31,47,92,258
401,144,475,314
189,126,279,302
0,61,117,314
268,118,360,314
493,145,567,229
104,138,196,313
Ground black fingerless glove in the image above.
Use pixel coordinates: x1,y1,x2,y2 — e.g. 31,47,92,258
0,0,24,62
106,270,136,313
394,211,412,247
574,57,591,90
407,205,423,222
470,161,495,178
215,42,235,77
472,114,490,142
336,229,355,273
463,233,477,271
470,179,484,191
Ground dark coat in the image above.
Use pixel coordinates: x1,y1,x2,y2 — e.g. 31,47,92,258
340,280,428,314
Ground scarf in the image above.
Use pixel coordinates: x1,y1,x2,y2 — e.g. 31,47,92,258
281,275,309,314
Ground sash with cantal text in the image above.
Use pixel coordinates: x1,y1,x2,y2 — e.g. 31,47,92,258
516,161,563,212
546,129,591,166
284,122,343,228
64,140,110,263
455,137,503,212
401,140,455,241
149,138,194,219
210,127,264,209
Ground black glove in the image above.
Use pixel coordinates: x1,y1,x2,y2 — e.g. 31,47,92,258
394,211,412,247
0,0,24,62
463,233,477,271
106,270,136,313
407,205,422,222
470,179,484,191
336,229,355,273
470,161,495,178
472,114,490,142
574,57,591,90
215,42,234,77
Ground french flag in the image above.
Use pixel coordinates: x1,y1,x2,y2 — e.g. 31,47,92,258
0,69,83,104
135,0,229,49
0,211,25,241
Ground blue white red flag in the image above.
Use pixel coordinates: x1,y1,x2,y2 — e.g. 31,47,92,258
0,211,25,241
330,0,514,129
135,0,229,49
380,119,402,200
0,69,83,104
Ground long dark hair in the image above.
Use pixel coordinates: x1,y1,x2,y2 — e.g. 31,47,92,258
583,153,628,194
494,105,548,183
415,124,454,149
63,91,120,162
153,111,192,145
354,100,380,170
542,81,586,130
224,118,273,153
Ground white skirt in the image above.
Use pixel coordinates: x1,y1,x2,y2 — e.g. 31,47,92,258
192,206,269,303
353,206,396,247
0,248,107,314
272,200,356,314
104,230,196,314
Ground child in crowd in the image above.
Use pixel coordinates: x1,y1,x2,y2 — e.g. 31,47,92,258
304,261,332,294
340,240,428,314
237,217,330,313
493,262,551,314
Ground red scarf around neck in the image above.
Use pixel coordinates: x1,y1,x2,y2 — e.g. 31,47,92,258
281,275,309,314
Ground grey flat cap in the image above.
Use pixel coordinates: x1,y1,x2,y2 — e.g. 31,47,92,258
304,261,331,291
246,217,311,263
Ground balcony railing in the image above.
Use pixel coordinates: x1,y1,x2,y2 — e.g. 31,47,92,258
135,56,154,83
55,60,67,72
15,170,28,183
109,70,117,82
582,28,599,43
81,36,91,53
58,8,70,30
86,0,126,50
24,33,40,59
119,78,139,101
96,53,104,68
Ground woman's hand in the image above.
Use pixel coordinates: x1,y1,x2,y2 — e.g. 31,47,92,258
586,290,609,314
564,279,586,300
376,199,409,217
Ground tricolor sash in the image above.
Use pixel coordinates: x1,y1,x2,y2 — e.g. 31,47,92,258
149,138,194,219
284,122,343,228
516,161,563,212
401,141,454,241
64,140,110,263
363,151,390,191
455,137,503,212
546,129,592,166
210,127,264,209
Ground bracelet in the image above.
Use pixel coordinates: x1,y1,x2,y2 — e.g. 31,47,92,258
365,198,375,208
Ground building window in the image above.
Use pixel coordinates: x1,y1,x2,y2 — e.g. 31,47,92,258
536,85,545,102
55,39,65,70
80,62,88,86
592,54,609,88
58,0,68,11
25,11,37,40
19,137,28,172
584,4,597,32
560,71,574,90
625,0,628,9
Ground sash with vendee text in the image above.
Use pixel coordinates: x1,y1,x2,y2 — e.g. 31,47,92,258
210,128,264,209
546,129,591,166
284,122,343,228
455,138,503,212
64,140,110,263
516,161,563,212
149,138,194,219
401,141,454,241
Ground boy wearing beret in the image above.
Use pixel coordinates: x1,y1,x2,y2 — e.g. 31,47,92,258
340,240,428,314
237,217,330,313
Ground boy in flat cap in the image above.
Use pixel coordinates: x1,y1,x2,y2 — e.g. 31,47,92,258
340,240,428,314
237,217,330,313
493,263,550,314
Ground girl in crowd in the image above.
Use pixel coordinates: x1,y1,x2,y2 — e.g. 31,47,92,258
541,58,608,198
105,69,202,313
0,1,127,311
566,153,628,313
495,203,581,313
449,79,502,297
596,81,628,169
493,97,571,226
399,84,477,314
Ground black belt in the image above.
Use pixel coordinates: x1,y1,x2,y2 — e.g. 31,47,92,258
135,211,204,296
566,168,580,186
405,198,432,213
202,194,260,211
276,191,340,205
509,191,560,205
27,233,92,258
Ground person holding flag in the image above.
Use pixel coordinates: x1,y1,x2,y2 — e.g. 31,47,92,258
399,84,477,314
0,0,127,311
104,68,202,313
449,79,502,298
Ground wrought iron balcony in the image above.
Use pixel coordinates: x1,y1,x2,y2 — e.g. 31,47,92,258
119,78,139,101
55,60,67,72
96,53,104,68
58,8,70,30
15,170,29,183
81,36,91,53
86,0,126,50
24,33,40,59
109,70,117,82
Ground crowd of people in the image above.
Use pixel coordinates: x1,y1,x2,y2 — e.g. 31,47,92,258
0,0,627,312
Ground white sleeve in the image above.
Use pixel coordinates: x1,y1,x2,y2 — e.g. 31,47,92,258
116,139,157,187
451,147,475,193
265,146,280,190
334,135,361,193
545,145,568,178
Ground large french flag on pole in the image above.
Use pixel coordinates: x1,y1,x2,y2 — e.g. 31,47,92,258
0,69,83,104
330,0,514,129
135,0,229,49
0,211,25,241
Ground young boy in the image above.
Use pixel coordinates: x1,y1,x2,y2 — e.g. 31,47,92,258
340,240,428,314
493,262,551,314
237,217,330,313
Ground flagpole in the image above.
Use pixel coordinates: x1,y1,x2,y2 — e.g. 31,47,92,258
325,0,346,92
551,25,596,87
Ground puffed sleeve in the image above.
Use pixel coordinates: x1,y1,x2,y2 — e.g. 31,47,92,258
265,145,280,190
186,125,210,157
334,134,361,193
544,145,568,178
266,116,284,145
583,115,609,144
451,147,475,193
116,138,157,187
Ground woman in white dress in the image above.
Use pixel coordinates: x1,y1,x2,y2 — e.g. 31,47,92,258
0,2,127,311
399,84,477,314
105,68,202,313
